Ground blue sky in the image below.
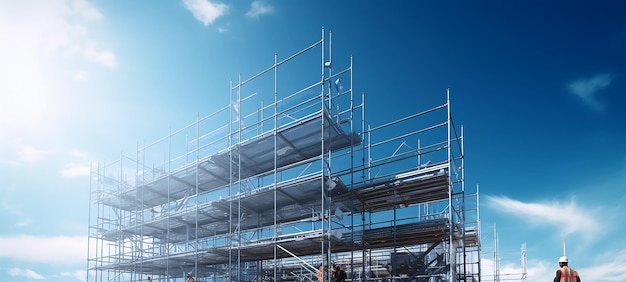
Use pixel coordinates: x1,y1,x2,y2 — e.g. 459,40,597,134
1,0,625,281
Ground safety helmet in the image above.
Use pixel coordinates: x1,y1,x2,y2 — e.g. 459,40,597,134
558,256,568,263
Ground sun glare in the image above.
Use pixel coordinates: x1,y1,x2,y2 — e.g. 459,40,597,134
0,46,49,129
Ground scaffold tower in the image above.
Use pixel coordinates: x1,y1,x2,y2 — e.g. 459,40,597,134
87,28,480,282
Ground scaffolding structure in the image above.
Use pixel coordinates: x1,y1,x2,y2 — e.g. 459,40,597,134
87,29,480,282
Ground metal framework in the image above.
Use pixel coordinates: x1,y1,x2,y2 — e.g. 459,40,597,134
87,29,480,282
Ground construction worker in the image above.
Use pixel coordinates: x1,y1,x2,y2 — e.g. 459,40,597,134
317,265,328,282
554,256,581,282
332,265,346,282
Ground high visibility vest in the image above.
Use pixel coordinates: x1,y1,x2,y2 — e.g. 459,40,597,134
560,266,579,282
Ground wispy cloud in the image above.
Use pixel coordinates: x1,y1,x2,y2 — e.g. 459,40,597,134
483,252,626,281
1,200,24,217
567,73,614,111
60,150,91,177
83,40,117,68
246,1,274,19
15,219,32,227
16,143,53,164
8,268,45,280
0,198,31,227
216,22,230,33
182,0,228,26
73,70,87,80
58,270,87,282
1,200,31,227
481,258,554,281
0,0,115,129
69,150,90,159
0,0,114,66
1,139,54,166
486,196,600,238
71,0,104,22
582,249,626,281
0,235,87,265
60,164,90,178
4,139,54,165
525,260,555,281
59,150,91,178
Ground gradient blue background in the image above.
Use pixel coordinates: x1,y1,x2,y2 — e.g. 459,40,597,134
1,1,625,281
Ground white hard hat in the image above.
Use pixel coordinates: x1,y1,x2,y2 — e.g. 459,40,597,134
558,256,568,263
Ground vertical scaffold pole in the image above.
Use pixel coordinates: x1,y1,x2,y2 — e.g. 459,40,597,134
320,26,327,277
447,88,455,281
273,51,279,282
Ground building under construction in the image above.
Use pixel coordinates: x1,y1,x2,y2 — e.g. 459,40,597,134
87,29,481,282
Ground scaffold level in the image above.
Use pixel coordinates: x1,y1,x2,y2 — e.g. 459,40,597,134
87,28,481,282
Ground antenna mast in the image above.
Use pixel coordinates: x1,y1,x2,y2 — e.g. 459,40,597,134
521,243,527,282
494,223,500,282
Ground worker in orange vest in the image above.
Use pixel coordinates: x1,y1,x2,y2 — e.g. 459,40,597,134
554,256,581,282
317,265,328,282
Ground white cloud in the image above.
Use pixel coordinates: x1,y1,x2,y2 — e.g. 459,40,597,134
1,200,30,227
567,73,614,111
59,270,87,282
16,143,53,164
0,235,87,265
1,200,24,217
483,253,626,282
525,259,555,281
60,164,91,178
0,0,115,129
15,219,32,227
8,267,45,280
71,0,104,22
5,139,54,165
481,257,538,281
74,70,87,80
486,196,600,239
182,0,228,26
581,249,626,281
83,40,116,67
507,249,626,282
60,150,91,177
246,1,274,19
70,150,91,159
